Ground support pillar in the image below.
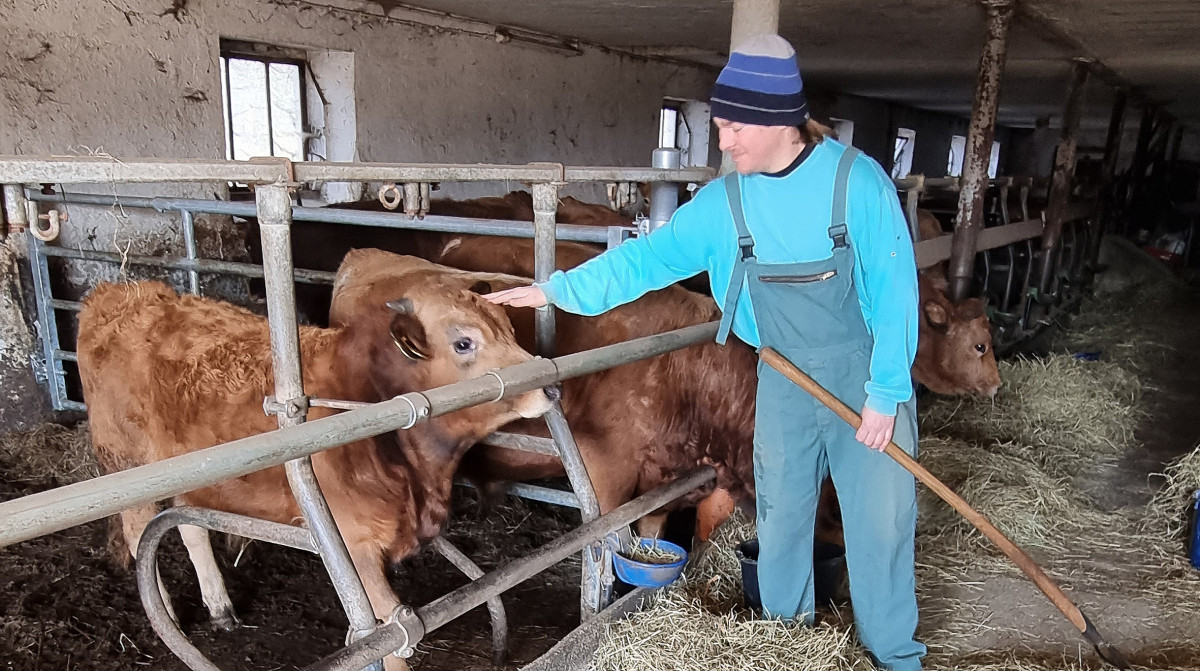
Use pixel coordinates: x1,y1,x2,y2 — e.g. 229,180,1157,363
1036,59,1089,297
1088,89,1126,269
949,0,1014,301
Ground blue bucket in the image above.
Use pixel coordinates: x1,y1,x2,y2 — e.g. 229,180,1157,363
612,538,688,588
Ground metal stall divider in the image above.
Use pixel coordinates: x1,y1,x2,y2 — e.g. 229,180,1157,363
3,155,713,671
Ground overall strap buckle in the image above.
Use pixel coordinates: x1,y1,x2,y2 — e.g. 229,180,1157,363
829,147,861,250
737,234,756,260
829,224,849,249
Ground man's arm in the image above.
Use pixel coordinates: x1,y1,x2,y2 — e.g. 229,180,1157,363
848,159,921,418
534,202,714,316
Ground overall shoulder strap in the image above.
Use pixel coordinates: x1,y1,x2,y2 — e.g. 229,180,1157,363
723,173,756,260
717,173,755,346
829,146,861,249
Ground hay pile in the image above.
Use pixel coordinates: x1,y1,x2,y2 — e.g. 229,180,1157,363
0,421,98,490
920,355,1143,477
591,508,878,671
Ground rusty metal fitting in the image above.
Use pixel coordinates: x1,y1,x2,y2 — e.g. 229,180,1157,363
262,394,309,420
378,183,402,210
384,604,424,659
31,209,65,242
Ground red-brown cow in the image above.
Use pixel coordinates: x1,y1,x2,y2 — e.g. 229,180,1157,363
326,246,1001,548
912,208,1001,398
77,261,553,671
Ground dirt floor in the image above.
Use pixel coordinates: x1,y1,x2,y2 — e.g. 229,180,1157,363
0,460,585,671
3,265,1200,671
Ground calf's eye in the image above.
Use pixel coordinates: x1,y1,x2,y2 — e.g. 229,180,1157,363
453,337,476,354
975,343,988,354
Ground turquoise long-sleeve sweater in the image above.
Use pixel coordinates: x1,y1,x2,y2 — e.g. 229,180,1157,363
540,139,919,416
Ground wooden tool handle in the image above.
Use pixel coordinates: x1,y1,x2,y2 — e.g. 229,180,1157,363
759,347,1089,634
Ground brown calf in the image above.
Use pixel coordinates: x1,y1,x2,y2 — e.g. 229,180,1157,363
77,262,552,670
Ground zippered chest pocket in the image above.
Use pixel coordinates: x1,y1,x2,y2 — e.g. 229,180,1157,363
759,269,837,284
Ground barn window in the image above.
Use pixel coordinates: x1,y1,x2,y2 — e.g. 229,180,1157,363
891,128,916,179
947,135,1002,179
660,98,712,167
830,117,855,146
220,40,308,163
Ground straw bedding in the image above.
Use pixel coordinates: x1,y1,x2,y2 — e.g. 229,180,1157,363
591,278,1200,670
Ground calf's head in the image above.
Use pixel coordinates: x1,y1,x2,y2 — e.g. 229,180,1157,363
332,251,555,437
913,285,1002,399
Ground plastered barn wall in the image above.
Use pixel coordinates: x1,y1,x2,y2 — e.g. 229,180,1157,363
0,0,716,429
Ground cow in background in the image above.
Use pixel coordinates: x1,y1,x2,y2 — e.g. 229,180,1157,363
77,261,554,671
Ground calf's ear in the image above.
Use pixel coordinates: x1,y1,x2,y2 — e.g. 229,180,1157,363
922,300,949,331
386,298,430,361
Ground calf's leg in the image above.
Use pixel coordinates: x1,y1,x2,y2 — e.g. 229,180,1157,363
178,525,240,631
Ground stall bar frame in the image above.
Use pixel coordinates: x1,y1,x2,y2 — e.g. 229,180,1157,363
0,154,712,671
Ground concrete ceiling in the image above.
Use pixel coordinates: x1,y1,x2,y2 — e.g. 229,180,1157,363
399,0,1200,132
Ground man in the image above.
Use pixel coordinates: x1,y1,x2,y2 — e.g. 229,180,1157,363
486,34,924,671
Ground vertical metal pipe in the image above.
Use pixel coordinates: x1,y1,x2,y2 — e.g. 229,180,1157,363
4,184,28,238
949,0,1014,301
531,182,558,358
1037,59,1090,296
1169,126,1184,164
1088,89,1126,269
180,210,200,294
255,183,381,654
29,233,68,411
648,148,681,232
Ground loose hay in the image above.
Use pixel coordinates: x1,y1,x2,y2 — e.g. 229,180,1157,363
920,355,1143,478
592,509,877,671
592,589,874,671
624,537,684,564
1147,443,1200,540
0,421,98,489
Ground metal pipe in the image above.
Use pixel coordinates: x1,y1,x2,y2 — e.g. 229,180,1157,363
256,183,381,643
0,156,288,184
37,244,337,284
454,478,582,509
4,184,30,236
430,537,508,667
648,148,681,232
949,0,1014,301
27,191,610,244
50,298,81,311
181,210,200,294
304,467,716,671
0,321,716,548
562,166,713,183
28,235,69,411
1089,89,1126,269
1037,59,1089,297
531,182,558,358
1,156,715,187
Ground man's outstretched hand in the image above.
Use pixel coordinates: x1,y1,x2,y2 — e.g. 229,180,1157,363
484,286,548,309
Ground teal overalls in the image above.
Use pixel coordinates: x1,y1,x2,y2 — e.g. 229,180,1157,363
716,148,926,671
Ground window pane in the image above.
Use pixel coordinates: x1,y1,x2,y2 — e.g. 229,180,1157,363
269,62,304,161
228,58,271,160
220,58,231,160
659,107,678,149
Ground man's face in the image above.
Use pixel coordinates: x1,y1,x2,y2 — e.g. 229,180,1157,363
714,118,795,175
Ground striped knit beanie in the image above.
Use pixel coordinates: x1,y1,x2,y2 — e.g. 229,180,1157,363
710,34,809,127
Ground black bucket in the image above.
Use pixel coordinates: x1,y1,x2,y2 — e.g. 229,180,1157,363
736,537,846,610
